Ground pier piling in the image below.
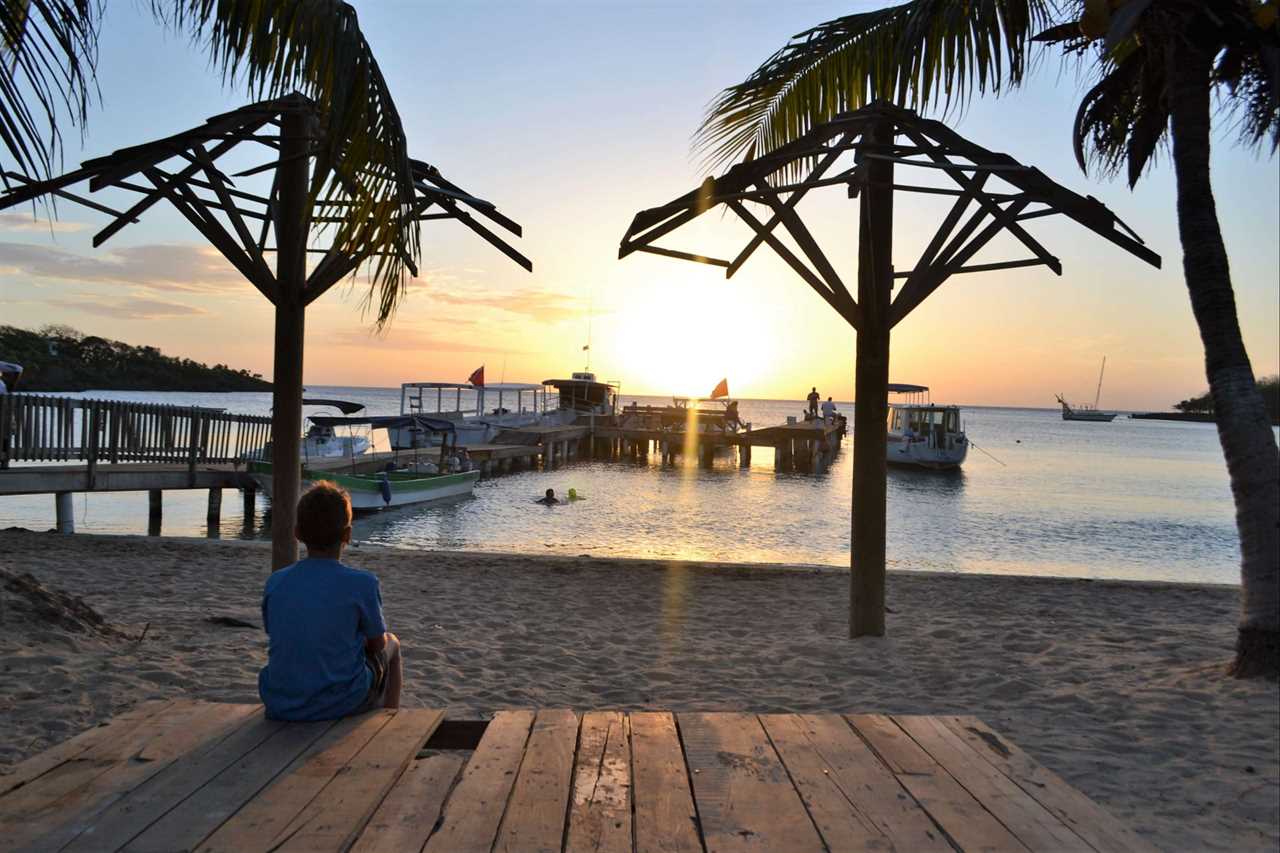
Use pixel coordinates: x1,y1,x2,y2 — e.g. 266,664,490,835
207,488,222,525
55,492,74,534
242,486,256,521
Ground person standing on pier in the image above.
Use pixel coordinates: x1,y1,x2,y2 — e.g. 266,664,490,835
807,387,820,419
821,396,837,423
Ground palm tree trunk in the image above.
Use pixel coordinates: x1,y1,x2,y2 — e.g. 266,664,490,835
1167,40,1280,678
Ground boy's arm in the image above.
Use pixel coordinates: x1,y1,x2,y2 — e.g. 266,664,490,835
359,574,389,653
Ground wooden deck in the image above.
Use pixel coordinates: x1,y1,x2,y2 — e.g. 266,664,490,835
0,700,1154,852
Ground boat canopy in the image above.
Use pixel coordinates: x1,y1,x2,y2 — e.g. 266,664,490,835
308,414,456,433
302,398,365,414
887,383,928,394
543,377,617,389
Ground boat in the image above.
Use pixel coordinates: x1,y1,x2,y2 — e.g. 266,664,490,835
0,361,22,394
885,384,968,469
301,398,371,459
541,372,620,417
389,382,556,449
251,415,478,511
1056,357,1117,422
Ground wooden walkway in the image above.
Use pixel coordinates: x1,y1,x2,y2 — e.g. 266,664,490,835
0,700,1155,852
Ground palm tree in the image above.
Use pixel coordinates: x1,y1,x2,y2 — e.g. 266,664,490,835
698,0,1280,678
2,1,421,568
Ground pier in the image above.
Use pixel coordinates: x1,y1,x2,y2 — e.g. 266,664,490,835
2,393,845,532
0,394,269,532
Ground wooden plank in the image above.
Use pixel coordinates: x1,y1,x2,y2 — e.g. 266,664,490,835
848,714,1028,852
273,709,445,852
107,719,336,853
938,716,1158,853
0,700,174,797
760,714,950,852
894,716,1092,852
0,702,259,851
197,711,397,852
565,711,631,853
423,710,535,853
679,712,825,852
39,712,294,853
493,709,578,853
349,753,466,853
630,711,701,853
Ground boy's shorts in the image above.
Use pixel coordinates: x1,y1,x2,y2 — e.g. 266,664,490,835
355,645,391,714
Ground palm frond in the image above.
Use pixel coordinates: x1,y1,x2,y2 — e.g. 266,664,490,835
157,1,417,326
0,0,101,184
694,0,1057,171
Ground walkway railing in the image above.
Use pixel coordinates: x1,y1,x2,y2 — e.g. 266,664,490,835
0,394,273,470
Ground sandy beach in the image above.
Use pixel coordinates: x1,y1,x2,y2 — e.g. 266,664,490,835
0,529,1276,850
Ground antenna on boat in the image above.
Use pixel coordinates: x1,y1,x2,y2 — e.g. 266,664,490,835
584,291,593,372
1094,356,1107,408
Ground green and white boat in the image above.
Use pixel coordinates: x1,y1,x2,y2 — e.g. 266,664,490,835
249,414,479,511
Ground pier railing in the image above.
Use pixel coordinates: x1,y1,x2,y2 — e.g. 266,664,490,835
0,394,273,470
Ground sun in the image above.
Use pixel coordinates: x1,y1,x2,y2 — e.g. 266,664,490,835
606,271,771,398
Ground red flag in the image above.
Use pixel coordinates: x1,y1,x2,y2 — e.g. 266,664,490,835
468,365,484,387
710,378,729,399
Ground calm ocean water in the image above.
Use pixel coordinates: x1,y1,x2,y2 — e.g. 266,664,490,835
1,386,1260,585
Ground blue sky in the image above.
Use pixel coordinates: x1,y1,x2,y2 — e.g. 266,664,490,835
1,0,1276,408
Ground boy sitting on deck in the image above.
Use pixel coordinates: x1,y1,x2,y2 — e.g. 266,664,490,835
258,482,403,720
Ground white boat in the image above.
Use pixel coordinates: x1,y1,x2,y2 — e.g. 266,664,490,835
1057,358,1117,422
389,382,552,449
301,399,370,459
251,415,478,511
389,373,619,450
885,384,968,470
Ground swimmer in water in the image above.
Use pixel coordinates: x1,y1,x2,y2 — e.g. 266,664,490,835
536,488,560,506
567,488,585,501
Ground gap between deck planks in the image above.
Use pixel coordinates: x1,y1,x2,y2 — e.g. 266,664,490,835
0,701,1151,853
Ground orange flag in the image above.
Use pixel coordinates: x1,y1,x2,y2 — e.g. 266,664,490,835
710,378,729,399
467,365,484,387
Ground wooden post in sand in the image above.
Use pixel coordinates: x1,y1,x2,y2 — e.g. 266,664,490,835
850,116,893,638
148,489,162,535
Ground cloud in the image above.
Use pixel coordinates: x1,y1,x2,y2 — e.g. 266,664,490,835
0,213,87,233
426,287,583,322
330,327,524,355
45,293,209,320
0,241,245,293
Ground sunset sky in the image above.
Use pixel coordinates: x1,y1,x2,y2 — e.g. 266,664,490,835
1,1,1276,410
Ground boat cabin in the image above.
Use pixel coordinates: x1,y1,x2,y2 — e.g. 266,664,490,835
541,372,618,416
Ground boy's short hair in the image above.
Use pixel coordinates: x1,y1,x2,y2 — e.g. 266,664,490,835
295,481,352,549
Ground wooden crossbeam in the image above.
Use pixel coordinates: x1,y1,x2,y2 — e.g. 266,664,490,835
142,167,277,304
91,128,263,248
0,171,138,221
725,139,852,278
192,145,267,261
728,199,860,328
430,197,532,272
892,257,1050,278
633,245,731,267
754,178,852,303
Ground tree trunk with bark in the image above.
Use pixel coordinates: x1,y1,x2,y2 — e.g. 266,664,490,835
1167,38,1280,678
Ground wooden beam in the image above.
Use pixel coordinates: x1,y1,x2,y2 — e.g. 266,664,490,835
892,257,1050,279
726,138,852,278
0,171,137,220
729,199,861,329
754,177,853,304
633,244,731,267
432,198,533,272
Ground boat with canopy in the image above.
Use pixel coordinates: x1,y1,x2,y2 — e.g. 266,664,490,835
885,384,968,470
251,414,479,511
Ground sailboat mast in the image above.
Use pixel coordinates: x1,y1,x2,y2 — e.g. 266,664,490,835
1094,356,1107,408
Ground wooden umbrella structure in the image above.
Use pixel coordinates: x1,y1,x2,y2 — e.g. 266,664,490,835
619,101,1160,638
0,93,532,570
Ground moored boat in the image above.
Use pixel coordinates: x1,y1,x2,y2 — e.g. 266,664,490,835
1056,357,1117,422
252,415,478,511
885,384,968,469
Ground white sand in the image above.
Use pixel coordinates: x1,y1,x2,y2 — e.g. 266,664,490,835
0,529,1275,850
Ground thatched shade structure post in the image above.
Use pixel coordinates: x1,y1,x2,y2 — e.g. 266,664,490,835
0,95,532,569
619,102,1160,637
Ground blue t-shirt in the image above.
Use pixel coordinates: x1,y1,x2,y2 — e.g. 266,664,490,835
258,558,387,721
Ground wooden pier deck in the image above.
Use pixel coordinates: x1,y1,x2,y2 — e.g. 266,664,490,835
0,699,1153,852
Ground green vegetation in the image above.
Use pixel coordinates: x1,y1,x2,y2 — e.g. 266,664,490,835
1178,376,1280,423
0,325,270,392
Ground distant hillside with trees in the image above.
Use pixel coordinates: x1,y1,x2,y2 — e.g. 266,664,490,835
0,325,271,392
1176,375,1280,424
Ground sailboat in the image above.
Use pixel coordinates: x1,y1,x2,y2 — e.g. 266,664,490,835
1056,358,1117,422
